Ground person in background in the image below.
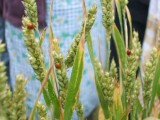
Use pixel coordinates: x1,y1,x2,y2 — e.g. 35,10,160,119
0,1,10,88
110,0,150,71
0,0,107,119
142,0,160,65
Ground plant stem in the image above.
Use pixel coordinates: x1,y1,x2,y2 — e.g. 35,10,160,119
124,18,128,50
106,37,111,71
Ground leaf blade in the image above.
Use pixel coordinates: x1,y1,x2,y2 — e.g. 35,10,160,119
125,6,133,46
48,80,60,119
112,25,126,70
115,0,124,40
64,43,84,120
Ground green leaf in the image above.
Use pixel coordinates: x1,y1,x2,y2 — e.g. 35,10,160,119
64,43,84,120
115,0,124,40
125,6,133,47
130,98,142,120
86,34,95,66
86,33,109,119
121,87,127,110
48,80,60,119
157,83,160,99
149,55,160,114
137,99,143,113
112,25,127,111
43,88,51,107
113,101,123,120
112,25,126,70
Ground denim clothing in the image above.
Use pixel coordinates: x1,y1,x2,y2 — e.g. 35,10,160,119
0,17,11,87
0,0,46,28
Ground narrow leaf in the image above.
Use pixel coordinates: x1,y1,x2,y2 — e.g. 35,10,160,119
48,80,60,119
115,0,124,39
157,83,160,100
86,34,95,66
43,88,51,107
136,99,143,113
125,6,133,46
64,43,84,120
112,25,126,70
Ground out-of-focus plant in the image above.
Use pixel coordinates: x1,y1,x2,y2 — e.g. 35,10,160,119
0,43,27,119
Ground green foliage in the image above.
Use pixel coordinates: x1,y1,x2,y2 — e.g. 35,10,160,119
112,25,126,70
47,80,60,119
64,41,84,120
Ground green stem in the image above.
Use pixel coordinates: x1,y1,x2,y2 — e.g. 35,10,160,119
142,109,147,119
106,36,111,71
123,13,127,49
